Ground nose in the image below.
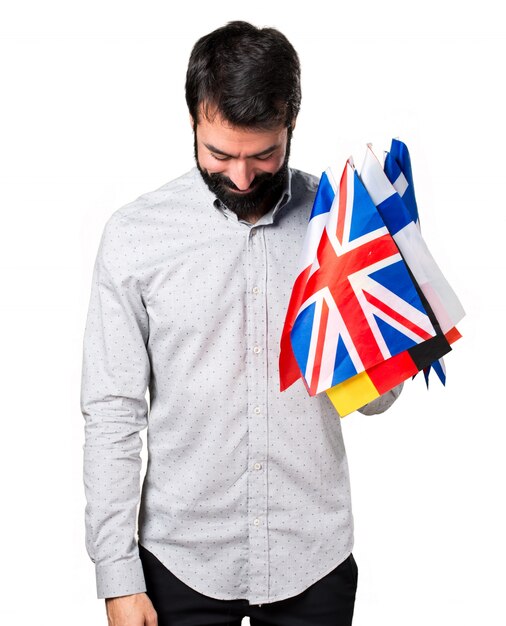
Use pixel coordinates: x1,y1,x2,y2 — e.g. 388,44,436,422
227,160,256,191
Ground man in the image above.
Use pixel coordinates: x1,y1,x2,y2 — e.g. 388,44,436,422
80,21,403,626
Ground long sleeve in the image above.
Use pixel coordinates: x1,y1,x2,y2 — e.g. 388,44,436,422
356,382,404,415
80,215,151,599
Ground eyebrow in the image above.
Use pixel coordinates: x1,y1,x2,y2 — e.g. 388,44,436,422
203,142,280,158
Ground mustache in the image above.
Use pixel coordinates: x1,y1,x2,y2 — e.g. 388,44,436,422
206,171,274,192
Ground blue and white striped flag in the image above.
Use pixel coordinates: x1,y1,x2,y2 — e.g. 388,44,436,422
360,140,465,385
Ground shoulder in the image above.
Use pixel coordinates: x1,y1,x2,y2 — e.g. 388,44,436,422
97,168,202,269
280,167,320,225
108,167,201,226
100,167,205,242
288,167,320,212
289,167,320,197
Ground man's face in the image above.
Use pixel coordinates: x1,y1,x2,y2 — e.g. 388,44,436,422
193,108,292,222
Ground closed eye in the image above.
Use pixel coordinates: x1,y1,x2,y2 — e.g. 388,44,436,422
211,153,231,161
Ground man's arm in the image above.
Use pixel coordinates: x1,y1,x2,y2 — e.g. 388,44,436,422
356,382,404,415
80,214,150,600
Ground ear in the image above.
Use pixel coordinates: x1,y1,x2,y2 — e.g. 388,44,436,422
290,117,297,131
189,114,195,130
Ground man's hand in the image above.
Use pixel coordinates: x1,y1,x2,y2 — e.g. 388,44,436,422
105,592,158,626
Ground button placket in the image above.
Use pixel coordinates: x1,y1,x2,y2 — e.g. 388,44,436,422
245,225,270,601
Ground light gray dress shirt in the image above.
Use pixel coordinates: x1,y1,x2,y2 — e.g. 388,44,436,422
80,166,403,603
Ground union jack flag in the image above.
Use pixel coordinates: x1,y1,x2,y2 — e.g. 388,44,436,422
279,158,438,396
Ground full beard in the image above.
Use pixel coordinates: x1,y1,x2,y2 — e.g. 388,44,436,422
194,129,292,222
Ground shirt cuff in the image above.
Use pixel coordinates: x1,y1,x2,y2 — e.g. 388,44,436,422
95,557,147,599
356,382,404,415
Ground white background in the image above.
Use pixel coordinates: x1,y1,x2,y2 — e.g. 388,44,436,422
1,1,504,624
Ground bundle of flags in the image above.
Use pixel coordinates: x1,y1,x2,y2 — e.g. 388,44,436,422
279,138,465,417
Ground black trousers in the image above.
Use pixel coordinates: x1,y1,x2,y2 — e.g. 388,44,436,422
138,543,358,626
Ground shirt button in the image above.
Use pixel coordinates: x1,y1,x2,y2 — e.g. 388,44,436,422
252,286,260,295
253,518,260,526
254,462,262,470
251,229,257,237
253,345,261,354
254,406,261,415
